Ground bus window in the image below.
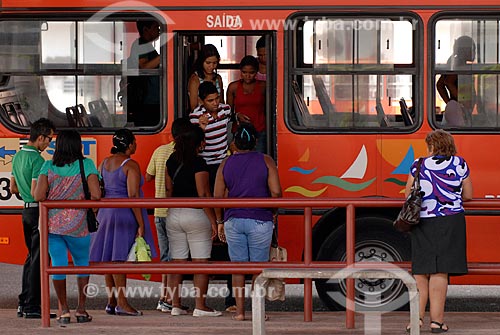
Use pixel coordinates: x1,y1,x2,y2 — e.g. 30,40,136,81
0,17,164,131
433,17,500,129
288,15,419,131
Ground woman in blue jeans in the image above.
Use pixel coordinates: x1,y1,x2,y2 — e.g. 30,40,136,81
214,122,282,321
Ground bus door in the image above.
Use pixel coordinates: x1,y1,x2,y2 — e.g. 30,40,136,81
176,32,276,157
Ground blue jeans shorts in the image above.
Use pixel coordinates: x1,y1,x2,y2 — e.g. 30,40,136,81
224,218,273,262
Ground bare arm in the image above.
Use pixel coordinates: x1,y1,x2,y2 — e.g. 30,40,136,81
437,74,458,104
462,176,473,201
213,160,228,240
195,171,217,240
34,175,48,202
87,174,102,200
165,165,173,198
226,82,236,111
264,155,282,198
217,74,225,104
125,160,145,237
145,172,154,182
188,74,201,111
138,55,160,69
214,159,227,225
9,177,18,195
404,173,414,198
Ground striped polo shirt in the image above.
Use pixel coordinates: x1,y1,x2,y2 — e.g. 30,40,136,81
190,103,232,165
146,141,175,217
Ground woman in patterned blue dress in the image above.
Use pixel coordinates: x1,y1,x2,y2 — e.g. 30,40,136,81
405,129,473,333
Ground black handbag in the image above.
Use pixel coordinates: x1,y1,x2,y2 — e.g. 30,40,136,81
79,158,99,233
393,158,424,232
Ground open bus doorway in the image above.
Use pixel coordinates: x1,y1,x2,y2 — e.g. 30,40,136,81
175,31,276,158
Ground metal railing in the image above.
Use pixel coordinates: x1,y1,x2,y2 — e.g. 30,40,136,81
39,198,500,328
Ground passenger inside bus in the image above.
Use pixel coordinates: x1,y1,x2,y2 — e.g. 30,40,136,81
187,44,225,111
437,35,476,127
255,36,267,81
122,20,161,127
226,56,266,153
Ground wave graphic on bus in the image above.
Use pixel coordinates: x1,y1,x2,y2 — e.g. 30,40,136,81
286,145,376,196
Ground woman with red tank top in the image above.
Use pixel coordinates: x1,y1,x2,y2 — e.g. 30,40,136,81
227,55,267,152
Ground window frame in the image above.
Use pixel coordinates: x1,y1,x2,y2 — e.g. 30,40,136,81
429,12,500,132
0,13,166,134
285,11,423,134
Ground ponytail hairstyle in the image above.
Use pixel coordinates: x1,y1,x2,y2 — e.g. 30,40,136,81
234,122,257,151
111,129,135,154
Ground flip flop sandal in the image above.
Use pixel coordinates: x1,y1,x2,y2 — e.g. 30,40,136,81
75,312,93,323
430,321,449,333
231,314,245,321
56,311,71,324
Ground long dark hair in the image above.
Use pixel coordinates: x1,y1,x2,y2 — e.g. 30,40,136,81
111,129,135,154
52,130,83,167
172,124,205,167
194,44,220,79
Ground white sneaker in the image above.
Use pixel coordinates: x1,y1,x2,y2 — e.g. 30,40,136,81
156,300,172,312
171,307,188,316
192,308,222,317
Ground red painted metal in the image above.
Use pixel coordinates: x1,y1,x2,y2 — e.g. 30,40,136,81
304,207,312,322
346,204,355,328
39,198,500,327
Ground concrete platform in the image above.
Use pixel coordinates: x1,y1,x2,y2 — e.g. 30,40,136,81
3,310,500,334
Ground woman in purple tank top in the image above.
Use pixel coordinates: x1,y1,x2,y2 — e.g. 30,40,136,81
214,123,282,321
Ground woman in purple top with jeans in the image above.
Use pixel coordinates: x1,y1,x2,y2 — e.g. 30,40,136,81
214,123,282,321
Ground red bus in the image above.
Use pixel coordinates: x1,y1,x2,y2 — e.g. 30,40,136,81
1,0,500,311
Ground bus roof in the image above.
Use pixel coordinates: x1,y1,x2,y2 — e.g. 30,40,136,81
4,0,500,9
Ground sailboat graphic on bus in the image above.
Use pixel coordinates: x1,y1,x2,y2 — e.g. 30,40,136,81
286,145,375,197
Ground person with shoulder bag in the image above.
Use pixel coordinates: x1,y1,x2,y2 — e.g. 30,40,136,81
34,130,101,324
404,129,472,334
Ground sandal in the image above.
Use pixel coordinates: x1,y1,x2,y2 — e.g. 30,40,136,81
232,314,245,321
430,321,449,333
75,312,93,323
406,318,423,333
56,311,71,325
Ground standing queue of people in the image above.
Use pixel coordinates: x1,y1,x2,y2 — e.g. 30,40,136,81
11,39,472,329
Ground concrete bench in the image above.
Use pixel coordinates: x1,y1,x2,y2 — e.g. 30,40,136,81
252,267,420,335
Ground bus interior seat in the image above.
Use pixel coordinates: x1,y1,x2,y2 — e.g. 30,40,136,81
291,80,311,127
312,75,337,125
88,98,109,127
66,104,96,128
399,98,414,126
376,102,390,127
2,102,30,126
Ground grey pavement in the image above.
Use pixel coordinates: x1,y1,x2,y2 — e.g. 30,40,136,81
3,263,500,333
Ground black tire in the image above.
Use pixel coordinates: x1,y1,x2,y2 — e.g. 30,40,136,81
315,216,411,311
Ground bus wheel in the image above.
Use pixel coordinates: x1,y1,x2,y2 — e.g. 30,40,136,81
315,217,411,311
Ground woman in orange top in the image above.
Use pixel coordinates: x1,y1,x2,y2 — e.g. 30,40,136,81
227,55,266,153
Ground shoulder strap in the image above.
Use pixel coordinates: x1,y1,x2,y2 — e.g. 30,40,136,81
79,158,91,200
413,157,424,189
120,158,132,167
172,163,184,184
